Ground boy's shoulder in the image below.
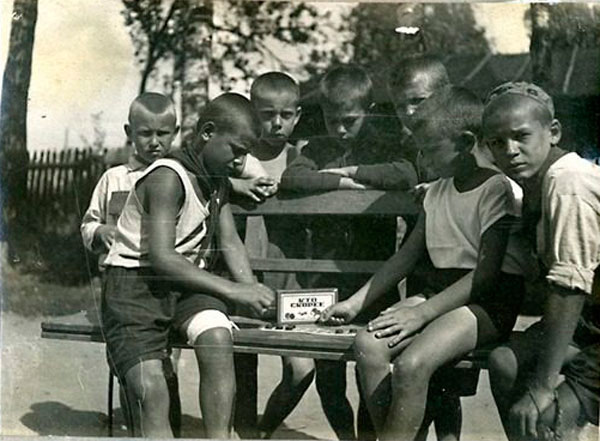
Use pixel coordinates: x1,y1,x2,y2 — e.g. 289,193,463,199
544,152,600,197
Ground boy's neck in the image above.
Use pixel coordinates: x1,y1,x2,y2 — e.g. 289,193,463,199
253,139,288,161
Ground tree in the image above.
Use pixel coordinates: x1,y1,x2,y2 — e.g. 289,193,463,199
0,0,38,257
122,0,345,138
349,3,489,70
528,4,600,90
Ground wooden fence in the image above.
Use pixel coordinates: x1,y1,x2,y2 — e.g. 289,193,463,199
24,148,106,229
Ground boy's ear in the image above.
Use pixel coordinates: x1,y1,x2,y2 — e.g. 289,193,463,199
368,102,376,113
550,119,562,146
294,106,302,125
124,124,132,138
174,125,180,136
197,121,216,141
457,131,478,154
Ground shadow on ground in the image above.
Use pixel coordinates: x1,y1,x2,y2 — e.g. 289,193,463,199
20,401,108,437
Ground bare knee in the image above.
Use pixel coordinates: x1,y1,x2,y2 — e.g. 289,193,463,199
285,358,315,385
354,329,392,368
392,351,431,386
488,346,518,384
193,327,233,348
125,362,169,405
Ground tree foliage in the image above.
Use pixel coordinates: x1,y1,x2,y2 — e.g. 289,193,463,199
527,3,600,49
121,0,344,93
349,3,489,68
528,4,599,90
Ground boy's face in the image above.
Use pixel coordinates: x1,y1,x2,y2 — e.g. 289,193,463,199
417,132,461,179
322,102,368,144
125,108,178,165
199,120,258,178
253,89,301,149
390,71,438,131
483,96,559,182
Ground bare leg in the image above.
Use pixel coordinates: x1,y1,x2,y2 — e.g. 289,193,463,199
192,327,236,439
488,324,581,441
537,382,583,441
259,356,315,439
315,359,356,440
354,327,415,435
382,307,497,441
123,359,173,438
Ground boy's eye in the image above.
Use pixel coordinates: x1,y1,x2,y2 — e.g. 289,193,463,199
260,110,276,120
157,130,172,137
281,110,295,120
342,117,358,126
137,130,153,137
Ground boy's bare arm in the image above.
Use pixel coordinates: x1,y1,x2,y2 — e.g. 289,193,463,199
416,215,511,324
145,168,274,315
509,288,585,438
218,203,256,284
368,214,510,343
321,211,426,324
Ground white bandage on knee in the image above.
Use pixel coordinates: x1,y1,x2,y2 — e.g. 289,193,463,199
185,310,234,346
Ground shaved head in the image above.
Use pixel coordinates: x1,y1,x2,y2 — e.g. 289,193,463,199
196,92,261,138
128,92,177,126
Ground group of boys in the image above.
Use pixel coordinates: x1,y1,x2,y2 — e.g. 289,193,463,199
81,56,599,440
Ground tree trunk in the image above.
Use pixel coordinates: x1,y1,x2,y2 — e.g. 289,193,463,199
530,3,553,91
0,0,38,257
179,0,212,145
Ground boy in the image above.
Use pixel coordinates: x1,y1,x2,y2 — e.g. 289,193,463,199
280,64,418,440
321,86,528,441
102,93,275,438
484,82,600,441
231,72,315,439
81,92,176,266
81,92,182,434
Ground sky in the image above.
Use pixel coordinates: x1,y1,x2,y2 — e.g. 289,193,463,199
1,1,531,152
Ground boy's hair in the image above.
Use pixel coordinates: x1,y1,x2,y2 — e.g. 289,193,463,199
196,92,261,137
484,81,554,126
319,64,373,109
250,72,300,103
128,92,177,124
412,86,483,140
388,55,450,92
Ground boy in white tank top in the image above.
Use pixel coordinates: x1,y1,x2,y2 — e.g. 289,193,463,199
103,93,275,439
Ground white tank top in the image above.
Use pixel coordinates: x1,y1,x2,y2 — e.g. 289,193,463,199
105,158,213,268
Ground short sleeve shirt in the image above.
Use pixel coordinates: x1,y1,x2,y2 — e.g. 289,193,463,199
424,174,528,275
538,153,600,295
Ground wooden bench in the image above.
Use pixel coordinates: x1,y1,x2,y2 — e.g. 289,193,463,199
40,189,530,437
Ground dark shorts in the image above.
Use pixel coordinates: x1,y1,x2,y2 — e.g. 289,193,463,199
469,272,525,340
102,266,229,379
421,268,525,339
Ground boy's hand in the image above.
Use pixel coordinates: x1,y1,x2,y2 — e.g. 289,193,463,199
319,166,358,178
337,177,371,190
94,225,116,250
367,305,427,347
231,177,277,202
509,385,554,439
231,282,276,317
409,182,433,205
319,300,359,326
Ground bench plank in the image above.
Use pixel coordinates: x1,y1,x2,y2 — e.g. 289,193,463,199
231,190,418,216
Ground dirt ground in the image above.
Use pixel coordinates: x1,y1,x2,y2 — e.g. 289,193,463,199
1,272,597,440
